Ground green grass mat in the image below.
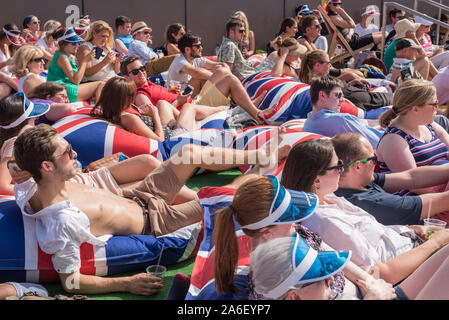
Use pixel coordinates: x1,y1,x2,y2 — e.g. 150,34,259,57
42,169,242,300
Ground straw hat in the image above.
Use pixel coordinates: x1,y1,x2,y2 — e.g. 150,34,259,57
393,19,421,39
131,21,152,36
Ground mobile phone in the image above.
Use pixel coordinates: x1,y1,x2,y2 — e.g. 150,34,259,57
94,46,104,60
183,85,194,95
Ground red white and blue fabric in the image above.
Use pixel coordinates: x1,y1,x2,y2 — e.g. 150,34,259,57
186,187,250,300
241,72,376,123
246,54,267,68
0,195,203,283
232,126,324,179
52,108,232,168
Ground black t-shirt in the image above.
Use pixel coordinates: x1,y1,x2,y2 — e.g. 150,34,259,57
335,173,423,226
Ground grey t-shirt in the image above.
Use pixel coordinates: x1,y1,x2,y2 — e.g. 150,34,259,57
217,37,256,80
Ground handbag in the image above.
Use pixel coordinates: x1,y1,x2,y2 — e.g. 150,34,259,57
82,152,124,173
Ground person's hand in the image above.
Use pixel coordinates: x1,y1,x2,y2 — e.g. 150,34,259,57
7,161,31,184
312,9,322,19
126,273,163,296
134,102,157,116
332,5,344,15
103,51,116,64
405,30,419,43
279,46,289,57
358,277,396,300
425,228,449,248
22,28,32,39
349,79,370,89
82,50,95,64
177,93,191,105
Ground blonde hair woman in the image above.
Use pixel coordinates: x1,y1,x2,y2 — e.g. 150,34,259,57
76,20,123,81
377,79,449,195
231,11,255,58
12,45,46,95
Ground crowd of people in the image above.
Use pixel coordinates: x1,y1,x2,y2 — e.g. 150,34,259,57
1,1,449,301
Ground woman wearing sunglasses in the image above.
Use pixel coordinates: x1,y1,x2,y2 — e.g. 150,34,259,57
22,15,43,45
281,138,449,299
12,45,46,96
47,27,105,103
378,80,449,199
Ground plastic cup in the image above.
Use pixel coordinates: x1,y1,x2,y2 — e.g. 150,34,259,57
424,218,447,239
146,265,166,278
169,80,181,93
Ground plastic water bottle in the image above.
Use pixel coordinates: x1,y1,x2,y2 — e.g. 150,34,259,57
214,43,220,56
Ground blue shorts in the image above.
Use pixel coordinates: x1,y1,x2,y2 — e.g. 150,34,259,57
394,285,409,300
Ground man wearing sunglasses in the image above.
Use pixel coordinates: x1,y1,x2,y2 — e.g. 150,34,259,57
303,75,383,149
128,21,162,65
12,124,288,296
217,18,260,81
333,132,449,226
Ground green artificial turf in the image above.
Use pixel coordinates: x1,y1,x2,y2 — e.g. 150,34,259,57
42,169,242,300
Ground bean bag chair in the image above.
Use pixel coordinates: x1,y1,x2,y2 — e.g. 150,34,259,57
242,72,388,123
0,195,203,283
52,107,233,169
246,53,267,68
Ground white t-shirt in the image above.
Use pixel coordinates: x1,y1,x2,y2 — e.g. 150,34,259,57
15,178,112,274
354,23,380,37
166,54,207,91
0,47,12,77
301,193,415,270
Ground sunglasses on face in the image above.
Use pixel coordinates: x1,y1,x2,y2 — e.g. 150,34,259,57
327,91,343,99
54,144,74,160
129,66,146,75
324,159,345,174
143,31,152,35
313,24,321,29
238,29,246,33
332,3,342,6
347,155,377,168
30,57,45,63
31,20,41,25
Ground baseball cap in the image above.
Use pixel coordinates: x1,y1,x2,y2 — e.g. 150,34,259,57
415,16,433,26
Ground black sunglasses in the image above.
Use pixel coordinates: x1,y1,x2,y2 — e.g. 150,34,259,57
129,66,146,75
32,20,41,24
347,155,378,168
332,3,342,6
30,57,45,63
326,91,343,99
54,144,74,160
323,159,345,174
143,31,152,35
238,29,246,33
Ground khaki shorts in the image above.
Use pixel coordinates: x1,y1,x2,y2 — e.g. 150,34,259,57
193,80,231,107
122,161,203,236
71,167,123,196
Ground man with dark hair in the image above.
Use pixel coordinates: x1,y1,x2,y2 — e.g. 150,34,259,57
298,15,327,52
114,15,132,55
332,132,449,226
303,75,382,148
13,124,286,295
390,38,428,84
217,18,260,80
386,8,406,34
166,32,228,96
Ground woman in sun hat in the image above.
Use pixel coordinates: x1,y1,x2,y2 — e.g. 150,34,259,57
0,92,50,195
47,27,104,103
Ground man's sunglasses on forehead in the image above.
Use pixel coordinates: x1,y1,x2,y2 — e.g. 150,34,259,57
129,66,146,75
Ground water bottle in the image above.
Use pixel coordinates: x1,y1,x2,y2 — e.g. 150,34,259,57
214,43,220,56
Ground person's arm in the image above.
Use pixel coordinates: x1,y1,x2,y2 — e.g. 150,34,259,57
166,43,181,56
44,103,77,121
22,74,43,96
121,110,165,141
180,63,212,81
406,31,427,59
383,165,449,193
58,271,162,295
246,31,256,57
114,38,128,56
432,121,449,149
57,51,93,85
76,45,115,77
0,158,14,195
107,154,161,185
313,9,330,36
271,47,293,77
298,37,315,52
372,229,449,285
329,7,356,29
0,57,12,70
134,41,158,61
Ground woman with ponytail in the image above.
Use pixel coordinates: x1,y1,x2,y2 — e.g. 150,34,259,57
377,79,449,195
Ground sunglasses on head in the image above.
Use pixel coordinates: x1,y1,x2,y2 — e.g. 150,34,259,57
54,144,74,160
347,155,377,168
323,159,345,174
30,57,45,63
191,43,202,48
129,66,146,75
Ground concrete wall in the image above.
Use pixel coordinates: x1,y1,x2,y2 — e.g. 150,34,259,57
2,0,448,55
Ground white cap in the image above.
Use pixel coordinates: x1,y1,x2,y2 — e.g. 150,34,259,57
415,16,433,26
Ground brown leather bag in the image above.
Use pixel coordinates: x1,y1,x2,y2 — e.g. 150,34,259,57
82,152,124,173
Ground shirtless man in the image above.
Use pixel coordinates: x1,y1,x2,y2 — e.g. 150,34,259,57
12,124,289,296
